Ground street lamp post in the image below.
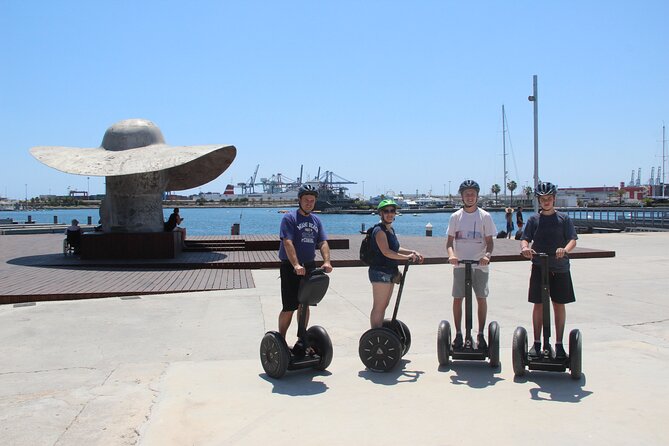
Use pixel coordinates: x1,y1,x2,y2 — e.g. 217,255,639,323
528,75,539,213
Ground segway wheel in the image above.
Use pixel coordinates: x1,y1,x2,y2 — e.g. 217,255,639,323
383,319,411,357
307,325,333,371
359,328,402,372
512,326,528,377
569,329,583,380
260,331,290,379
437,320,451,367
488,321,500,368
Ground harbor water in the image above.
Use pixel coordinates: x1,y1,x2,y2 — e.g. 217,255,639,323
1,207,521,237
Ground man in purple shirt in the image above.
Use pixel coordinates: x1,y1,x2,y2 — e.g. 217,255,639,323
278,185,333,348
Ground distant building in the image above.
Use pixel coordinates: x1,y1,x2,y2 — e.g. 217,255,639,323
559,184,647,206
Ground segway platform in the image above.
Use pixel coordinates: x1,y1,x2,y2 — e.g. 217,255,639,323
512,254,582,379
437,261,500,367
260,268,333,379
359,262,413,372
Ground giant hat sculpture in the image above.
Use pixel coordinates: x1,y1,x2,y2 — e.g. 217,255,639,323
31,119,236,233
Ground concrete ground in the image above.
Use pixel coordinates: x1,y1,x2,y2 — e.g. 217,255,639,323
1,232,668,445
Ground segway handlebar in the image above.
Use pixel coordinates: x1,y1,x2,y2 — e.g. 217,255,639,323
308,267,327,277
457,260,480,265
521,249,569,259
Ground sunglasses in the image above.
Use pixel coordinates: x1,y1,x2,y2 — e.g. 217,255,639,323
381,208,397,214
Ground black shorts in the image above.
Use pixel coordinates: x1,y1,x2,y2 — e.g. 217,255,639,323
280,261,316,311
528,264,576,304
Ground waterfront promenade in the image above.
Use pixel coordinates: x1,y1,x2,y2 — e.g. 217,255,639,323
0,233,613,304
1,232,667,445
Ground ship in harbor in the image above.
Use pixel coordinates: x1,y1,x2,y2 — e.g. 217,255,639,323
219,164,358,211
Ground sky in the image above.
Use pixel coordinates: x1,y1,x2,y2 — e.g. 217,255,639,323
1,1,668,201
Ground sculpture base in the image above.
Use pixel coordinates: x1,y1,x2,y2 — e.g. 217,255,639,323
81,231,182,260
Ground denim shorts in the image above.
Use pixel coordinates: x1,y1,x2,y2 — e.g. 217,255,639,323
368,267,394,283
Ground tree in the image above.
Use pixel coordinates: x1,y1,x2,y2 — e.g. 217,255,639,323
491,184,501,204
616,188,626,205
507,180,517,205
524,186,533,201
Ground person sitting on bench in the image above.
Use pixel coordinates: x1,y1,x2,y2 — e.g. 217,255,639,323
64,219,82,254
164,207,187,246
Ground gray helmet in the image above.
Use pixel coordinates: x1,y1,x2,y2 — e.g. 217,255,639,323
535,182,557,196
458,179,480,194
298,184,319,198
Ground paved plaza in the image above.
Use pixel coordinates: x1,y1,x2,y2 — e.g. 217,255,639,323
1,232,668,445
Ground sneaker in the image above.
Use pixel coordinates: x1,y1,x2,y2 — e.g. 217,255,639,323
529,341,541,358
291,340,306,358
555,343,568,359
453,333,463,349
477,334,488,351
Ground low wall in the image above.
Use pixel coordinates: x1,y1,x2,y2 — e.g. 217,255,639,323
81,231,182,259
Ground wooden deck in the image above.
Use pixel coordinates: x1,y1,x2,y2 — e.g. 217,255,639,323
0,233,615,305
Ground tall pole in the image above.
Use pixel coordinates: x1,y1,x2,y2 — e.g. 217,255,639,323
502,104,507,198
529,75,539,213
663,123,667,196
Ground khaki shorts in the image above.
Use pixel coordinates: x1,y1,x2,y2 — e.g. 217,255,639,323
452,267,489,298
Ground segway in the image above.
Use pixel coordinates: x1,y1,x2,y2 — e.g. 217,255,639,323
260,268,333,379
512,253,582,379
437,260,500,367
358,262,412,372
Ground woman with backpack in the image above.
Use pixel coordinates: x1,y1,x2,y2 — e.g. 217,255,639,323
367,199,424,328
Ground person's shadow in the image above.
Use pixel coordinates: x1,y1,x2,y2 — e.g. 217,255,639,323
515,372,592,402
358,359,425,385
440,361,504,389
259,370,332,396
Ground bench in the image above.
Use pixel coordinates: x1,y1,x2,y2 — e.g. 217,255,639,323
81,231,183,259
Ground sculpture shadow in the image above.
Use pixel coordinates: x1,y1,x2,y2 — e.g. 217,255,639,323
7,252,229,269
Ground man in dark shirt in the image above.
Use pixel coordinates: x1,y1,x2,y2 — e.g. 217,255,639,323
520,182,577,359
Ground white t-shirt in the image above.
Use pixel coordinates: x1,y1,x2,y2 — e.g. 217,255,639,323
447,208,497,269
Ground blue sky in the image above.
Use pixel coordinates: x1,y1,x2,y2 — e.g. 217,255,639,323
1,1,667,200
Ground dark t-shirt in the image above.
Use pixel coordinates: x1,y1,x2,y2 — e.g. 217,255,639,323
278,210,327,263
164,213,178,231
521,211,578,272
370,224,400,272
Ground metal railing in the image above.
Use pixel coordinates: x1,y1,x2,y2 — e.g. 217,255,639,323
564,207,669,231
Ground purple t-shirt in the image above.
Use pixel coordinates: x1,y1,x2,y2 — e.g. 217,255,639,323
278,210,327,263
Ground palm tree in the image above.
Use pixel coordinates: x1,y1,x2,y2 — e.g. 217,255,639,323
507,180,517,205
524,185,533,203
616,188,626,205
491,184,501,205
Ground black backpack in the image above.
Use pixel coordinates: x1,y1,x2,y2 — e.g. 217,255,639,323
359,224,382,265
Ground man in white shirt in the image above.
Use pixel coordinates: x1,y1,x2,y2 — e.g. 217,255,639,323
446,180,497,350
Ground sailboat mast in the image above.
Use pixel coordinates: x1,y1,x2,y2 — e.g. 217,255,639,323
663,123,667,196
502,104,508,199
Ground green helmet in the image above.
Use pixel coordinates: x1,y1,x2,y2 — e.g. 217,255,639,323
377,199,398,210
